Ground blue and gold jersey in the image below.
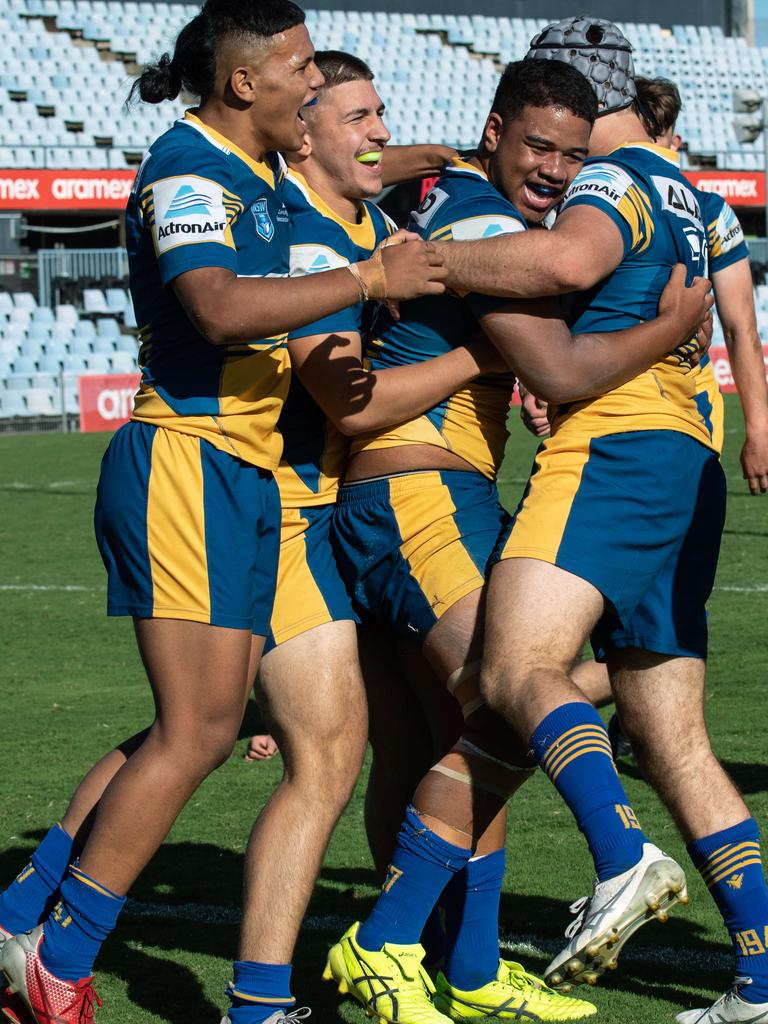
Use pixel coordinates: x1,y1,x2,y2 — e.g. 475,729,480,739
556,142,717,451
275,168,396,508
350,159,519,480
126,111,291,470
701,190,749,273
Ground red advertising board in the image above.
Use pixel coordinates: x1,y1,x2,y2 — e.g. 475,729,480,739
710,346,768,393
0,169,136,210
684,170,766,207
79,373,140,432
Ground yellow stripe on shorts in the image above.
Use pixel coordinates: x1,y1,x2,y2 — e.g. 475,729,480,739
388,472,485,617
147,429,211,621
499,439,590,562
269,508,333,645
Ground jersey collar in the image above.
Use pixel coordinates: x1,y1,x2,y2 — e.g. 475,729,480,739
182,110,277,188
446,156,489,179
610,141,680,167
285,168,375,248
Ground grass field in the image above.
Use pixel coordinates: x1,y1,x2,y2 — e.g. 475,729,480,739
1,394,766,1024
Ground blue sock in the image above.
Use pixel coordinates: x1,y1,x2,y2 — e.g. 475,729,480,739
531,703,646,882
421,903,447,971
40,866,125,980
442,849,504,990
0,824,79,935
688,819,768,1003
357,806,472,951
227,962,294,1024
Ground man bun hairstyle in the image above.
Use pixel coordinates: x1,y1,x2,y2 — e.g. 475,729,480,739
491,59,598,126
313,50,374,89
129,0,306,105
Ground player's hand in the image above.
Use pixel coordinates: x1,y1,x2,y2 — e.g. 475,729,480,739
244,734,279,761
690,310,713,364
741,423,768,494
658,265,714,344
380,239,447,300
519,388,550,437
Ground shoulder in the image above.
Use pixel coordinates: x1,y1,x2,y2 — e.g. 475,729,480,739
411,166,526,239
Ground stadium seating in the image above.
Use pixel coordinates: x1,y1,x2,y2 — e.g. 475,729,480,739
0,287,139,419
0,3,766,168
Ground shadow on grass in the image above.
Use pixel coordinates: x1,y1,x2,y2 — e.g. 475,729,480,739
617,758,768,795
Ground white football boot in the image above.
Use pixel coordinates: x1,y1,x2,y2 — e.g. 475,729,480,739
676,979,768,1024
545,842,688,991
219,1009,311,1024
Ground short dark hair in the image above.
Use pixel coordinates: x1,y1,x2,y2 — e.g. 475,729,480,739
491,59,598,126
634,76,682,139
313,50,374,89
130,0,306,105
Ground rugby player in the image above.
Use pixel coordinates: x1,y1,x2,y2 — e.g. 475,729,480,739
231,48,514,1023
432,19,768,1024
0,4,447,1023
323,58,712,1024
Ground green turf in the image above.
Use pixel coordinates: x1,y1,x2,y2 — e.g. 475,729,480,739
0,396,766,1023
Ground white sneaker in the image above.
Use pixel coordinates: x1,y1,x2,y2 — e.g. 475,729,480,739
544,842,688,991
219,1008,311,1023
676,980,768,1024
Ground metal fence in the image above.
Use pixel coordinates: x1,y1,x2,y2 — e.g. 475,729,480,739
37,247,129,307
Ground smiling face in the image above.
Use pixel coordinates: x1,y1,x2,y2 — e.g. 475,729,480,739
483,103,591,222
297,77,391,203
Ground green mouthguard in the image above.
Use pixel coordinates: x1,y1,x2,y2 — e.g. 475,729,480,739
356,152,381,164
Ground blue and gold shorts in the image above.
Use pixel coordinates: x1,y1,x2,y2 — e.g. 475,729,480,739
494,429,726,659
95,421,280,634
264,502,357,654
332,470,510,641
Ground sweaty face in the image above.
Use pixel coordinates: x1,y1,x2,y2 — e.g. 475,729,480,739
302,79,391,202
249,24,324,152
485,104,591,223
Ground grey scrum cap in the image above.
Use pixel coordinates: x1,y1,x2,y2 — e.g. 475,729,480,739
525,16,636,115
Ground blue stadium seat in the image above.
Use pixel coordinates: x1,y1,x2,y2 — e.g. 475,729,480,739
5,374,32,391
0,392,28,417
110,351,136,373
38,355,63,373
12,355,37,375
25,388,57,415
96,318,121,339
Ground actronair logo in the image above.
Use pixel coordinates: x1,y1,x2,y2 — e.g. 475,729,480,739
165,184,215,218
153,175,229,253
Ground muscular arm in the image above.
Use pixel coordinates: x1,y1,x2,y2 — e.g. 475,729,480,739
479,267,711,405
711,259,768,493
171,240,445,345
380,144,458,188
439,205,625,298
289,331,495,436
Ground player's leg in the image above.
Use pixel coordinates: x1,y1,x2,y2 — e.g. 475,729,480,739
1,424,279,1023
226,504,367,1023
232,622,367,1009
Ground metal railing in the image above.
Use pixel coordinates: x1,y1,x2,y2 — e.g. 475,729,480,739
37,247,129,307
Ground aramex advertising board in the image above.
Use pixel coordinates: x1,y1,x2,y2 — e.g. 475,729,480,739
0,170,136,210
683,170,766,206
79,373,140,432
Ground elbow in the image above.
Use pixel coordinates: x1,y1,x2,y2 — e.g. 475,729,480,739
335,416,361,437
553,261,596,294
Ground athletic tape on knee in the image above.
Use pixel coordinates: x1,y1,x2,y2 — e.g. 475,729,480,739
445,661,482,695
456,737,536,775
428,762,513,800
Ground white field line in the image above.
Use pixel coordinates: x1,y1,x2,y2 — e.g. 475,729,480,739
0,584,96,592
124,899,732,974
3,582,767,595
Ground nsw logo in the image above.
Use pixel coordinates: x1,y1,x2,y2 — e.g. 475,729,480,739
252,198,275,242
165,184,214,219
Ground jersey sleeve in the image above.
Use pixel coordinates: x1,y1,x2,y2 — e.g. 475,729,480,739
138,146,243,286
413,182,528,319
704,194,749,273
287,207,362,341
560,161,654,257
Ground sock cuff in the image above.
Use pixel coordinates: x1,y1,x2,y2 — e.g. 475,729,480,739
230,961,293,1003
63,867,126,907
465,848,506,883
529,702,605,759
688,819,761,867
402,806,473,869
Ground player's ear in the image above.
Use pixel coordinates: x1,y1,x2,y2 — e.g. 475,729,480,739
483,112,503,154
228,62,259,103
